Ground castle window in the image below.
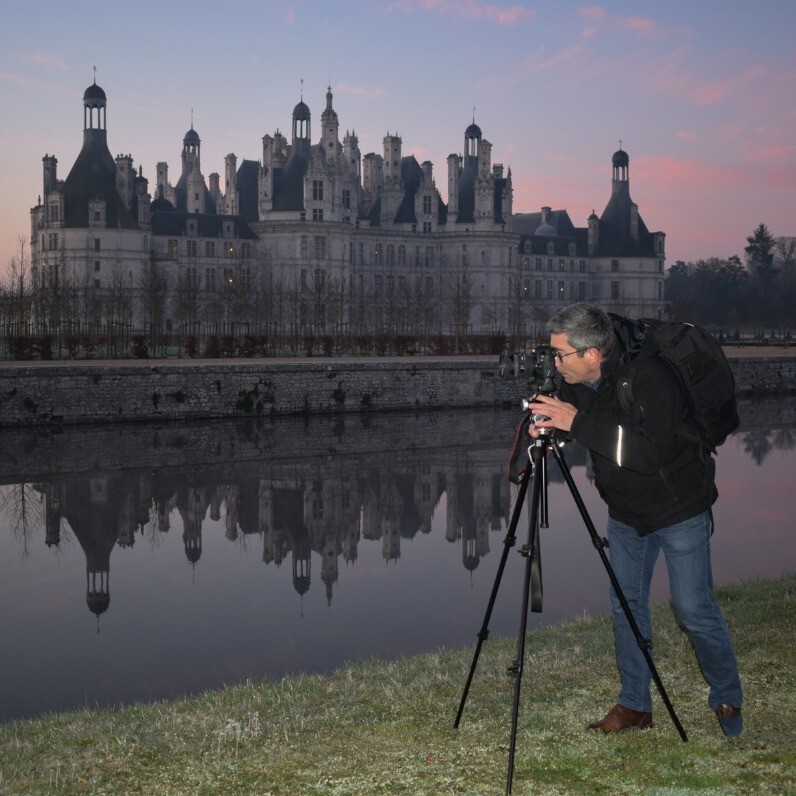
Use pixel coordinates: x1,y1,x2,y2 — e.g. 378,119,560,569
312,208,324,221
301,236,308,258
611,259,620,272
205,268,217,291
95,238,101,252
312,180,324,201
386,244,395,268
423,196,433,215
342,189,351,209
423,222,432,233
94,261,100,272
205,241,216,257
398,244,406,267
314,236,326,259
187,240,197,257
611,281,620,299
168,239,179,256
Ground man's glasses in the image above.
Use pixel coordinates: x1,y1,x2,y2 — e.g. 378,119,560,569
554,348,589,362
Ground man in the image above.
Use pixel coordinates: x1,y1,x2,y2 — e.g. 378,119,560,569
529,302,743,736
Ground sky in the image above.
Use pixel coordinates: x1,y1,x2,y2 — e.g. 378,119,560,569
2,0,795,278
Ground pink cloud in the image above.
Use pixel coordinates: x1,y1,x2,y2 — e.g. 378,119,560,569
386,0,535,25
577,6,607,22
336,82,388,100
652,49,766,106
476,39,589,91
576,7,654,38
18,50,68,71
677,130,697,142
633,154,747,192
745,144,795,163
618,16,656,37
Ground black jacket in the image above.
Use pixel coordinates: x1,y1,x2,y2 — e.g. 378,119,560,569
558,314,717,535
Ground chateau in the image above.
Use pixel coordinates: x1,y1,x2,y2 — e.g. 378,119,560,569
30,81,666,340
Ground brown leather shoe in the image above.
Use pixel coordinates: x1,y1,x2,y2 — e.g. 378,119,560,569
588,703,653,732
715,703,742,736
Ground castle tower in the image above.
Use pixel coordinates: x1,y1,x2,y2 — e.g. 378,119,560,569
181,126,201,182
292,98,311,157
224,153,238,216
320,86,339,164
343,130,361,180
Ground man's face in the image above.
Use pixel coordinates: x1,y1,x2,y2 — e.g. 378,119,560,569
550,332,603,384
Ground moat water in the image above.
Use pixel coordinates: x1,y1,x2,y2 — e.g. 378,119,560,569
1,399,794,721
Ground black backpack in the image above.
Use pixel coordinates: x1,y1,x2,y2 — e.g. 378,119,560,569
617,319,740,452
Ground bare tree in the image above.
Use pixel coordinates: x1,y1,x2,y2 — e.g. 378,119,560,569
139,255,169,353
4,236,33,339
446,262,478,352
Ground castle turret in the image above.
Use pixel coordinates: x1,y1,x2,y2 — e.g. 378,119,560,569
320,86,339,164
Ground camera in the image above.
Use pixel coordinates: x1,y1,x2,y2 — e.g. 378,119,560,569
498,345,558,395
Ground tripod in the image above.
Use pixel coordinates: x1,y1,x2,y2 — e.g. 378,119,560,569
454,414,688,795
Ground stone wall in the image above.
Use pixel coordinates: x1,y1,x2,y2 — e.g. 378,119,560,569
0,354,793,427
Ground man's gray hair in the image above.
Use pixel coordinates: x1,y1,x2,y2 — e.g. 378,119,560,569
547,302,615,355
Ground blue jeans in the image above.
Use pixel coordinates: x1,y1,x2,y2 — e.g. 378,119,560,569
606,510,742,713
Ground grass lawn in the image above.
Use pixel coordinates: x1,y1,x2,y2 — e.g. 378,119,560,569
1,574,793,795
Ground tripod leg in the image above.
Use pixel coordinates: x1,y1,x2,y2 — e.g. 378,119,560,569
454,454,532,729
506,441,545,795
549,442,688,742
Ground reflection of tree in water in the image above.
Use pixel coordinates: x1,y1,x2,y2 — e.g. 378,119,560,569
739,429,776,465
0,484,47,558
739,426,795,465
773,427,795,452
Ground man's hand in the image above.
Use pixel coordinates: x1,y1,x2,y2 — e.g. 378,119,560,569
528,394,578,434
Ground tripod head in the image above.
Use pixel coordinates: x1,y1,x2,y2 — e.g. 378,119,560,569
507,396,557,485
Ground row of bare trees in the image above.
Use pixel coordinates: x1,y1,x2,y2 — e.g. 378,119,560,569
1,238,507,359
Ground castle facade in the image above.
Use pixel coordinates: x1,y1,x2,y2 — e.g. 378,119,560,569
30,81,666,339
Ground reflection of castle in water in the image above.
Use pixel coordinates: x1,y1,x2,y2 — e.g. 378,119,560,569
11,398,790,618
23,408,563,616
36,460,512,615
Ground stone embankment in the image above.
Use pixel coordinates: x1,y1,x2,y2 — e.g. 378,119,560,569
0,350,793,427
